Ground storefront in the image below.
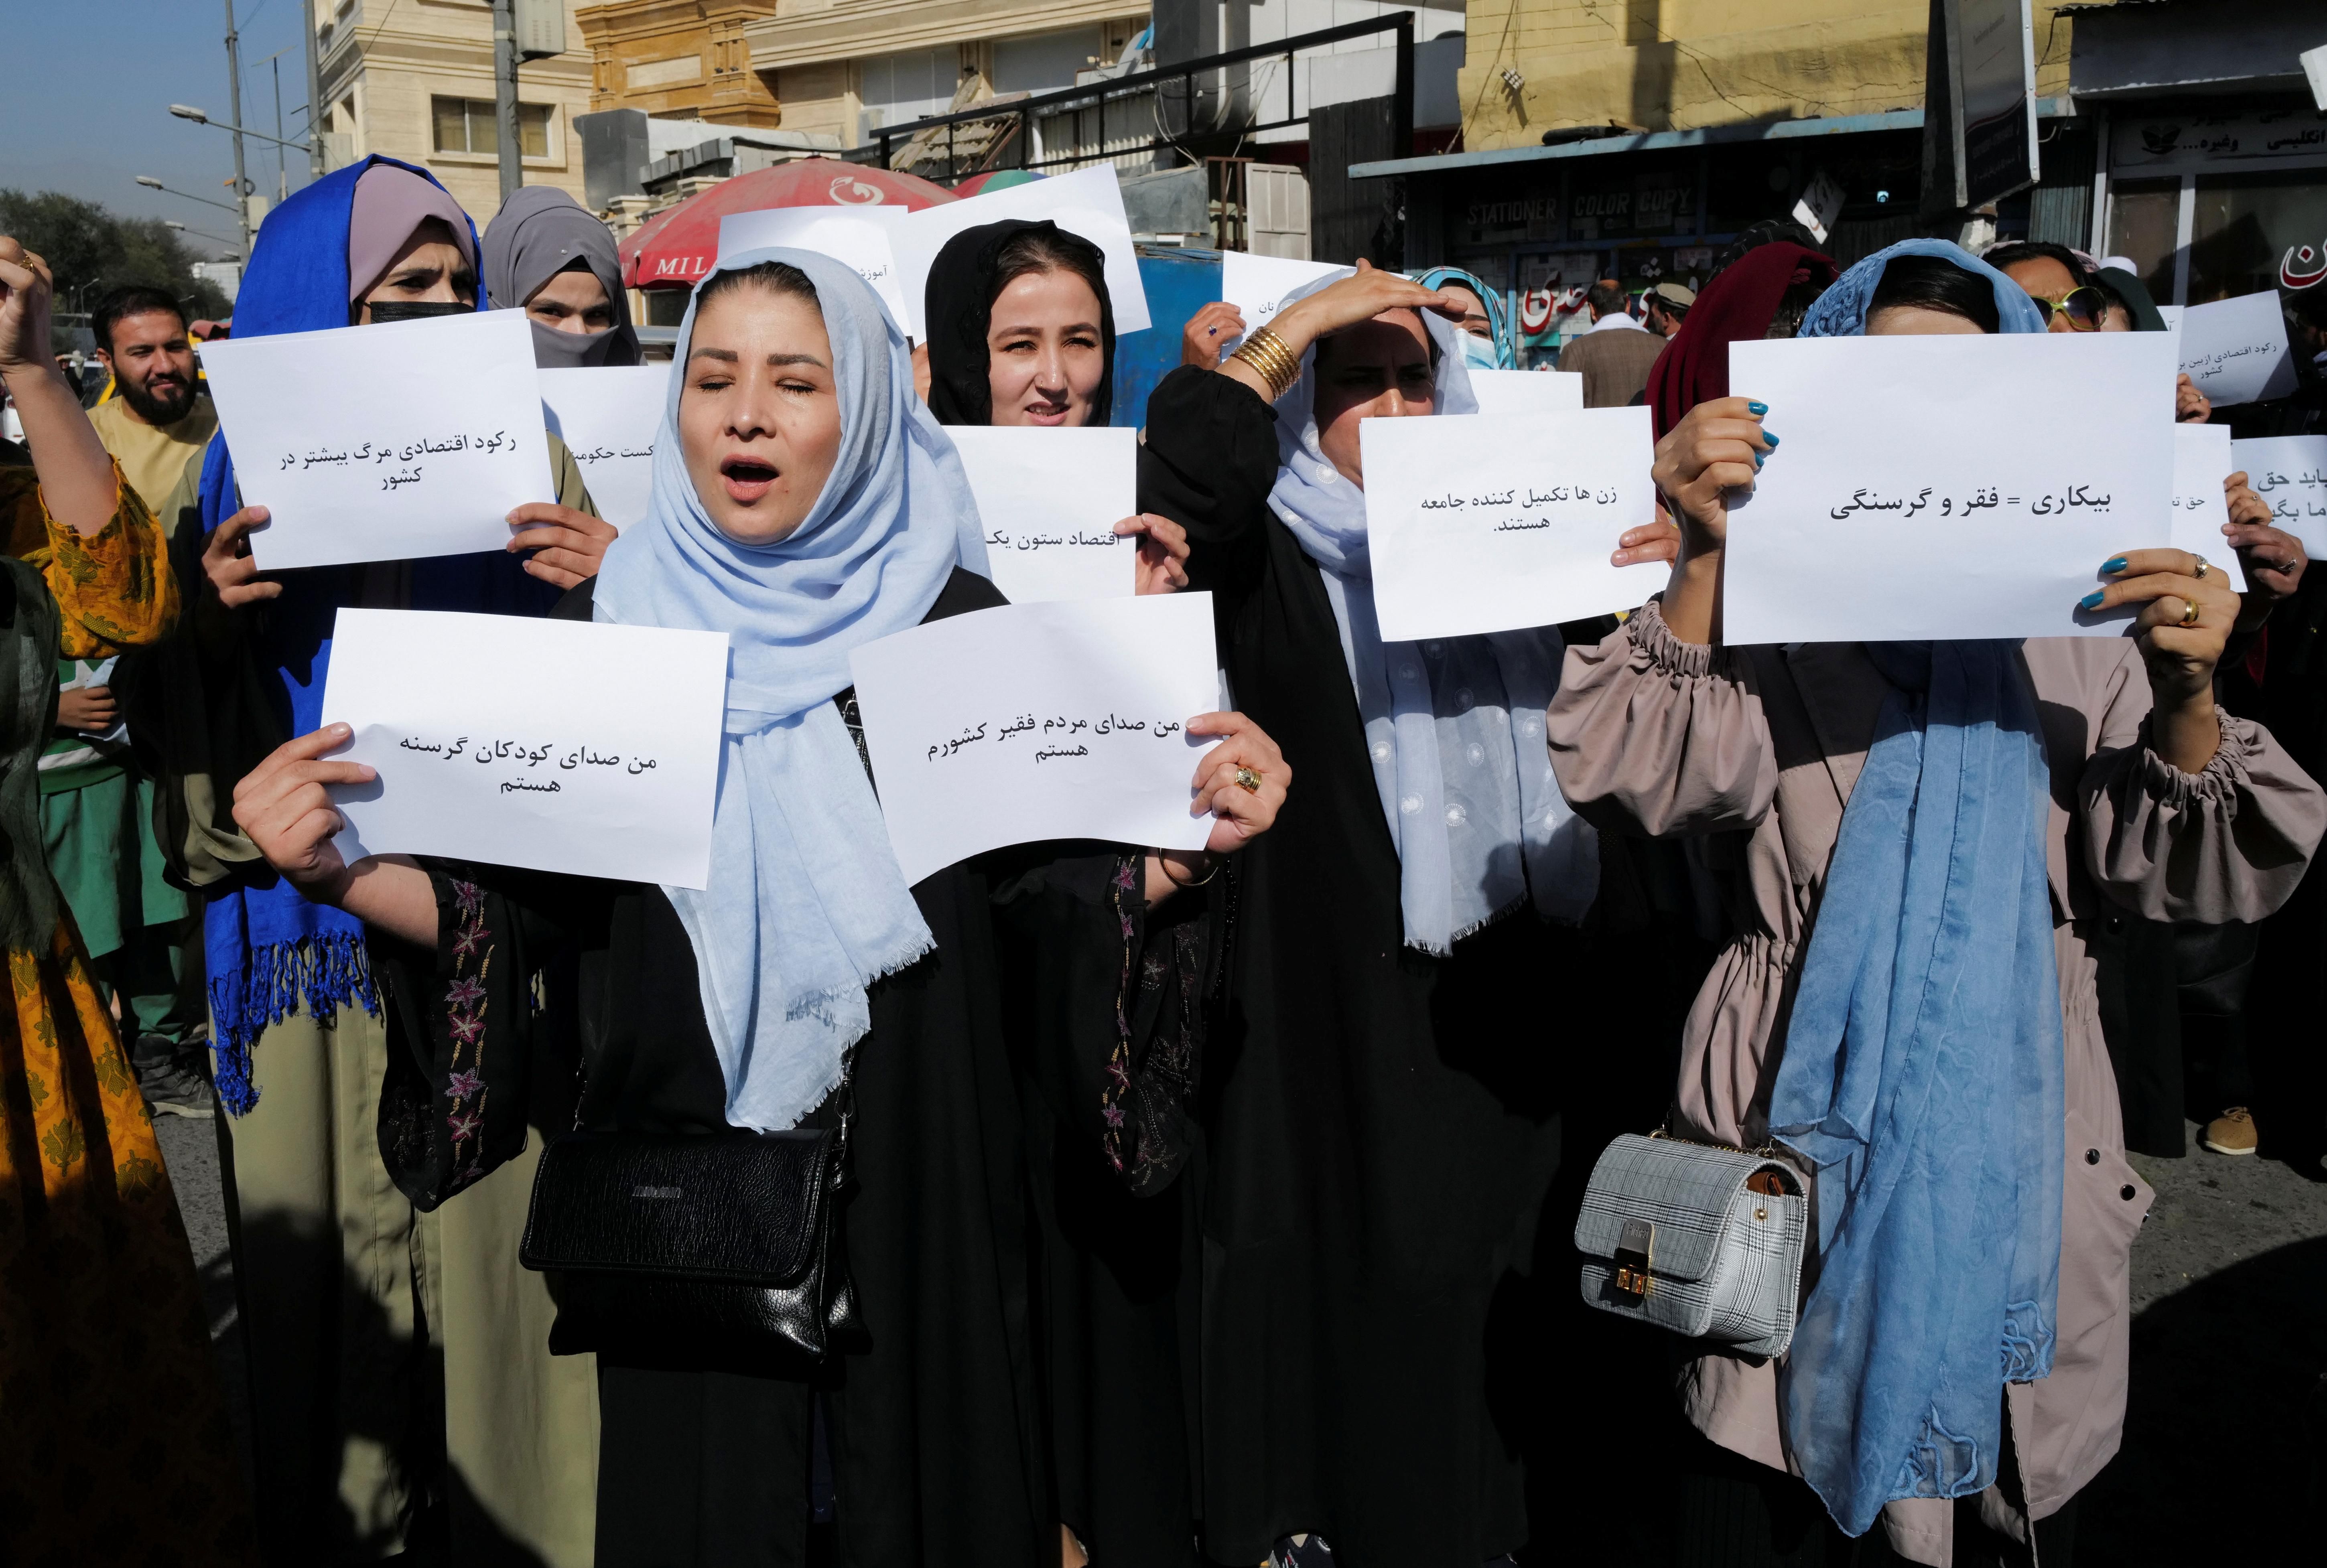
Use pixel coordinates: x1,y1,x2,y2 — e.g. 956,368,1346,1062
1363,110,2018,361
2072,0,2327,309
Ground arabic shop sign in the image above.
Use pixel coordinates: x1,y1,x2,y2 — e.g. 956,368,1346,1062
2112,108,2327,170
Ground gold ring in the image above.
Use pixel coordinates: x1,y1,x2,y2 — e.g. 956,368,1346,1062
1234,765,1262,794
2193,556,2211,579
2179,597,2201,626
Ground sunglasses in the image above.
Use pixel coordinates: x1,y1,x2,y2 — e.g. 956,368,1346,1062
2026,285,2111,331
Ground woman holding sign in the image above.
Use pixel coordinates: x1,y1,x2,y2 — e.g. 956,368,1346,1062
1551,240,2327,1564
0,235,258,1566
171,157,609,1564
230,247,1287,1564
1137,260,1602,1564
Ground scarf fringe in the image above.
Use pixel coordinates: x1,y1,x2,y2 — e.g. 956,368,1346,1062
1408,890,1533,957
209,933,381,1117
780,935,937,1028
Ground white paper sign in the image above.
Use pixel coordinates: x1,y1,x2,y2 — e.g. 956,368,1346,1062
1722,333,2177,644
320,609,728,888
2171,424,2245,591
199,310,554,570
893,166,1150,337
1218,252,1344,349
2232,434,2327,558
1466,368,1585,416
715,207,912,327
2178,290,2297,408
540,364,669,530
1791,168,1846,245
847,594,1218,885
947,425,1136,602
1362,408,1663,641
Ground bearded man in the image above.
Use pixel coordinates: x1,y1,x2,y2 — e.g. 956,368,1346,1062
87,284,219,515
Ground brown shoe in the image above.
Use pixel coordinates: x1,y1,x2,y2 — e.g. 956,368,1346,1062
2202,1108,2258,1156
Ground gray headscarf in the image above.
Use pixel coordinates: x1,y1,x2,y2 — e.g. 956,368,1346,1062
1263,272,1598,951
481,187,640,368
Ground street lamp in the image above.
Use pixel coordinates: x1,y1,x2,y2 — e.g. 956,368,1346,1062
135,174,241,215
164,219,244,249
169,102,312,155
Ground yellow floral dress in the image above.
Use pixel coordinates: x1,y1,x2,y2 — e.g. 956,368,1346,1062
0,461,256,1564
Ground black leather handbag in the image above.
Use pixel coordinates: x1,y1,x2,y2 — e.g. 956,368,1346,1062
519,1120,861,1365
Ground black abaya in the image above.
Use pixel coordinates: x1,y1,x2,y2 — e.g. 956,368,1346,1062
1137,366,1574,1564
370,570,1163,1567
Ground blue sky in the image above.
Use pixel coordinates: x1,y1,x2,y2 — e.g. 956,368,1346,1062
3,1,322,257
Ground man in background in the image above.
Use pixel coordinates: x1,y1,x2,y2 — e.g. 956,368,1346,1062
87,284,217,514
1643,280,1694,340
53,284,217,1116
1556,278,1666,408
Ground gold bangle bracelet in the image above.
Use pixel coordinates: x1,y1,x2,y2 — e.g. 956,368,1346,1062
1230,326,1302,401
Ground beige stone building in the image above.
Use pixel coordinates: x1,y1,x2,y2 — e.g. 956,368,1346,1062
315,0,601,224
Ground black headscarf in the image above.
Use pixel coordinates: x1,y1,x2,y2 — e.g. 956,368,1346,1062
481,187,640,369
2093,266,2170,333
922,218,1115,426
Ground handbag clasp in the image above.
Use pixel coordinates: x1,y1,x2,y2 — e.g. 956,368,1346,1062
1612,1217,1654,1299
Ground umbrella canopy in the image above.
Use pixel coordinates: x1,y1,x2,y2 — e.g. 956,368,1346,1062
619,157,956,292
950,169,1047,199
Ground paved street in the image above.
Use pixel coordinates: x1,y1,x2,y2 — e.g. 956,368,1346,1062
152,1108,2327,1558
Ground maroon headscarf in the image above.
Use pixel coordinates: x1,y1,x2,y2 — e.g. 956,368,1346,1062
1647,241,1838,438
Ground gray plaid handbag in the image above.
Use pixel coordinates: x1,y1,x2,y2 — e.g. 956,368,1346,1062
1574,1131,1809,1357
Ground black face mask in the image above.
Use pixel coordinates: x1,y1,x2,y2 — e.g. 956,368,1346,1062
361,299,477,325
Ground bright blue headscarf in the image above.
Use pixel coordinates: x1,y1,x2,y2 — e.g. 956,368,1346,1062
1769,239,2063,1535
197,156,558,1114
1412,265,1517,369
593,247,989,1132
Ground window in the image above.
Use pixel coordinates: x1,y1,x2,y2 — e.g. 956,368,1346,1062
432,97,552,157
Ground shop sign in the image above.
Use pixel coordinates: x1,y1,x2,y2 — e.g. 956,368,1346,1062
1569,172,1694,240
2112,107,2327,170
1464,194,1559,243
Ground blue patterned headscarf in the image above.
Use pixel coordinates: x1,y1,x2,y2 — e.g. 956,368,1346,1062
1412,266,1517,369
1769,237,2063,1536
594,247,989,1131
196,156,558,1115
1264,270,1596,952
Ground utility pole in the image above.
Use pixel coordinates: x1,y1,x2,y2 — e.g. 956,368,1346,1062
303,0,327,179
493,0,522,206
224,0,252,256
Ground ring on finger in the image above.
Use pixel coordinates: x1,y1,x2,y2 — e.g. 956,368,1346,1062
1234,765,1263,794
2192,555,2210,579
2179,597,2202,626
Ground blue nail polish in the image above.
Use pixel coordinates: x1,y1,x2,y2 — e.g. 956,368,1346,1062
2079,590,2105,610
2101,556,2126,574
1754,453,1765,469
1762,432,1779,449
1747,400,1768,416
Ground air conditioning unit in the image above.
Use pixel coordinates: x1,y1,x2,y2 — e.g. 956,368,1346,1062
513,0,566,61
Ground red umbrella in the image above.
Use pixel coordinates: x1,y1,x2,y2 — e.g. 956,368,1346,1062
619,158,956,291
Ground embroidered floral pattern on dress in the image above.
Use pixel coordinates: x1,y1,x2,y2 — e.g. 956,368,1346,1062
441,878,495,1189
1098,857,1139,1171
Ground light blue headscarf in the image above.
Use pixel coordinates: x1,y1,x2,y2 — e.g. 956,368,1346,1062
594,246,991,1131
1265,272,1596,952
1412,265,1517,369
1769,239,2063,1536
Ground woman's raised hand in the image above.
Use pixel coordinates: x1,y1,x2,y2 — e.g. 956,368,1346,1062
2081,548,2242,772
1182,302,1247,368
201,505,283,608
1612,502,1683,569
231,724,374,898
508,502,618,589
1650,397,1772,554
2223,470,2306,606
1266,258,1461,361
2175,373,2212,425
1118,513,1190,594
1187,710,1288,854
